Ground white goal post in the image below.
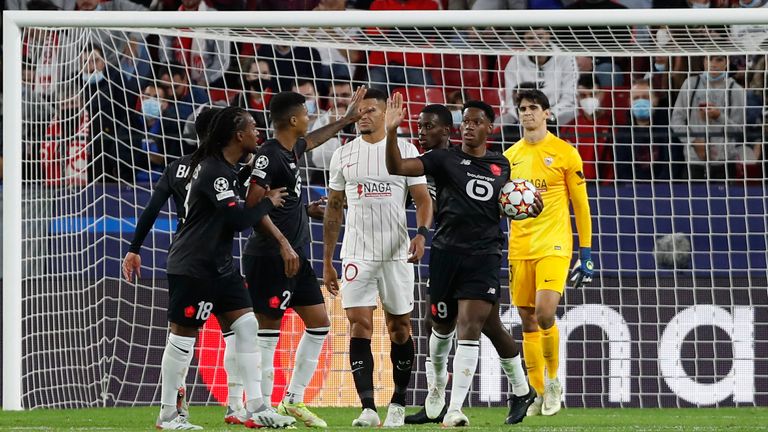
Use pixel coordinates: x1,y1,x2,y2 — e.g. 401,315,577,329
4,8,768,411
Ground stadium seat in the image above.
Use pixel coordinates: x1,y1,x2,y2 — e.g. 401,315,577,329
432,54,490,100
391,86,446,136
208,88,241,103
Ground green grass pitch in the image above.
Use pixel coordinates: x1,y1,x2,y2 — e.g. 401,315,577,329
1,406,767,431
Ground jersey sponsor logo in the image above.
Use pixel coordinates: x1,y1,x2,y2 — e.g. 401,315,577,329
545,157,554,166
216,190,235,201
525,178,548,191
213,177,229,192
356,182,393,198
490,163,502,176
184,305,196,318
175,164,190,179
460,159,471,165
431,304,438,317
465,178,494,201
255,155,269,169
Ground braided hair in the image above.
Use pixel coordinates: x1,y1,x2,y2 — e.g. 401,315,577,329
187,106,250,180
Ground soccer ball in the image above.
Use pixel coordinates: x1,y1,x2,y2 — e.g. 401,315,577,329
499,179,537,220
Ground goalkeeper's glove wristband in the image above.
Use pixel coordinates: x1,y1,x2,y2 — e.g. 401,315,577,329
569,247,594,289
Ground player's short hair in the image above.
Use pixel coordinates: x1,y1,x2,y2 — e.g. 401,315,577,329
578,74,595,89
194,107,220,141
269,91,306,127
463,100,495,124
421,104,454,127
363,88,388,103
514,88,551,111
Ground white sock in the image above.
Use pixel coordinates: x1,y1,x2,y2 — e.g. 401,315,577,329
448,340,479,412
223,331,244,410
429,329,454,387
424,357,435,390
230,313,265,412
160,333,195,420
257,329,280,405
500,355,530,397
285,327,329,404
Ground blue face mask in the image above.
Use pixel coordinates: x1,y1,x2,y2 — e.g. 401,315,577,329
740,0,761,7
305,99,317,115
631,98,652,120
82,71,104,85
121,61,136,76
654,62,667,72
142,98,162,119
707,71,727,81
451,110,463,127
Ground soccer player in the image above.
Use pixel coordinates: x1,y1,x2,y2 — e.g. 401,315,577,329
322,88,433,427
157,106,295,429
384,95,539,427
243,87,371,428
403,104,538,425
503,88,593,417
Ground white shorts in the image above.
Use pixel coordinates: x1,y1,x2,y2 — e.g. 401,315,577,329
340,259,415,315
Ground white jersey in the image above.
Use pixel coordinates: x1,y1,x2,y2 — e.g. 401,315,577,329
328,136,426,261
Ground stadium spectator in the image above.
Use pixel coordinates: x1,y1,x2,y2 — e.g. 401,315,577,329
366,0,438,92
614,79,672,181
235,58,275,136
82,47,137,140
559,74,613,182
502,27,578,126
158,0,232,87
291,80,323,129
256,44,325,92
310,81,355,183
448,0,526,8
158,64,210,124
744,55,766,143
671,54,747,180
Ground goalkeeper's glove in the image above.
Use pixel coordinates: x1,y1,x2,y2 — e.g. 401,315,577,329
569,247,594,288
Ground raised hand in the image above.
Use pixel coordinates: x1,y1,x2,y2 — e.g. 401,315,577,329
385,92,406,132
343,85,374,123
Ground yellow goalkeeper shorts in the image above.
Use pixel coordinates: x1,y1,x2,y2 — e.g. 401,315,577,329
509,256,570,308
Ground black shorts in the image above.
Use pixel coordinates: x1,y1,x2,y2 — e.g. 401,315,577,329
167,271,252,327
243,250,324,318
427,247,501,324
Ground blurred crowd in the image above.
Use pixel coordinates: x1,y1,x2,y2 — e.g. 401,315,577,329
5,0,768,186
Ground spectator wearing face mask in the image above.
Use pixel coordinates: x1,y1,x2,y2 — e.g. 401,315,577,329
158,64,210,126
671,55,747,180
559,74,613,182
614,80,672,182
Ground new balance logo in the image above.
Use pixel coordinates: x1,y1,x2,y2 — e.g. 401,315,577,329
460,159,471,165
487,287,496,294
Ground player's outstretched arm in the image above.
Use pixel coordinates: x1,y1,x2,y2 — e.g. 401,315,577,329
407,184,433,263
322,188,345,296
384,92,425,176
245,181,300,278
305,85,373,151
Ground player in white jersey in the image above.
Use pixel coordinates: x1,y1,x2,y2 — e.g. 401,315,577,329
323,88,433,428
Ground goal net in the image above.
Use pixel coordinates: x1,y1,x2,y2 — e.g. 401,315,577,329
3,9,768,410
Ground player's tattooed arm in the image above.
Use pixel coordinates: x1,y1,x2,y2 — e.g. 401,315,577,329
305,85,373,151
322,189,345,296
384,92,425,176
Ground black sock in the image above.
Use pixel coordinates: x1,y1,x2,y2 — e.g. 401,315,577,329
349,337,376,411
390,336,414,406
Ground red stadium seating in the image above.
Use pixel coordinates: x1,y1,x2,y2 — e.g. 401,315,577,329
392,86,446,135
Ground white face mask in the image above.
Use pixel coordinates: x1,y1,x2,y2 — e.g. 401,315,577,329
305,99,317,115
579,97,600,116
691,2,710,8
656,29,671,46
451,110,463,126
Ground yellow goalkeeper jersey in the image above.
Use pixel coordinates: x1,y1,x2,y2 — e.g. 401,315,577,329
503,132,592,260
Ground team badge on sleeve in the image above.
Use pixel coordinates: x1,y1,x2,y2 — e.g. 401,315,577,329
214,177,230,192
255,155,270,170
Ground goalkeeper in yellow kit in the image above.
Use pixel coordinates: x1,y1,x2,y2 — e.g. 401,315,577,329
503,89,594,417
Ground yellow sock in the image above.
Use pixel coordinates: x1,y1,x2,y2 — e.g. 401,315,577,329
522,331,545,395
540,324,560,380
